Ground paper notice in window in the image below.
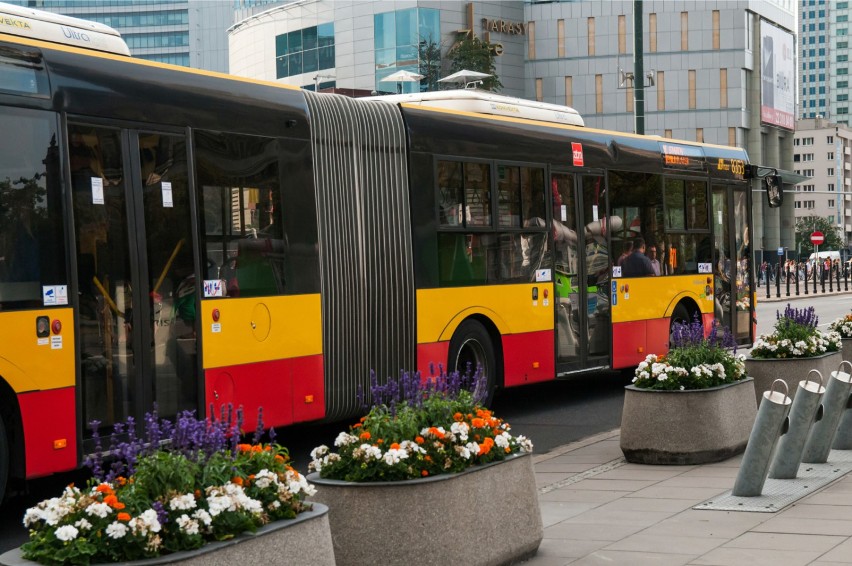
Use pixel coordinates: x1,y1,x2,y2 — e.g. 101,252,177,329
91,177,104,205
162,181,173,208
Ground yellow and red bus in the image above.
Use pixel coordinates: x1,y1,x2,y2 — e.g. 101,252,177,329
0,3,754,498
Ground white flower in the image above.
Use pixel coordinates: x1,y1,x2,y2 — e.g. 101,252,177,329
192,509,212,527
22,508,44,528
382,448,409,465
253,469,278,490
85,502,112,519
74,518,93,531
54,525,79,542
176,514,200,536
105,522,128,539
168,493,197,511
334,432,358,447
450,421,470,442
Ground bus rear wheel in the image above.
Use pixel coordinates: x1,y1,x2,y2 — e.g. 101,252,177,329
670,303,694,347
448,320,497,407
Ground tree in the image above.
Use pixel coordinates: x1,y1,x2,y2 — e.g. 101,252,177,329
418,39,442,92
446,36,502,92
794,215,843,257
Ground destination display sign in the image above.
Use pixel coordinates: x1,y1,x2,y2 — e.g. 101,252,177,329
659,142,705,171
711,157,747,180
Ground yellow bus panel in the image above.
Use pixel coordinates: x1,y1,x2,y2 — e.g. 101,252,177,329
200,294,322,369
0,309,75,393
611,275,714,323
417,283,555,343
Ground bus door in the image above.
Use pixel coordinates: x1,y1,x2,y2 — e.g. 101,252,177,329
712,184,752,344
551,172,611,370
69,123,197,447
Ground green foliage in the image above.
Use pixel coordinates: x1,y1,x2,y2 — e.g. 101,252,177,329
795,215,843,256
447,36,502,92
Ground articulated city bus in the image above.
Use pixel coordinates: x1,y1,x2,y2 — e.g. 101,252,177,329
0,3,754,498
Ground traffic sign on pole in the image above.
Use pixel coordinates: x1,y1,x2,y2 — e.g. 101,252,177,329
811,231,825,245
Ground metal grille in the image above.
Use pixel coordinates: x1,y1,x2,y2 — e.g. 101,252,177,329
304,92,416,420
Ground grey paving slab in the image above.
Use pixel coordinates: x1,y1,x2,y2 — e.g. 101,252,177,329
526,429,852,565
689,547,825,566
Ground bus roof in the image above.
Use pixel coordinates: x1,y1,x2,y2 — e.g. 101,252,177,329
0,1,130,56
369,89,585,127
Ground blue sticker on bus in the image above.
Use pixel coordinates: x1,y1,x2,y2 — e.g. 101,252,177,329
611,293,617,306
611,281,617,293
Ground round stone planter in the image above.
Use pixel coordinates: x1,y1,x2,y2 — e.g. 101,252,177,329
307,452,542,566
843,338,852,362
746,351,843,406
620,378,757,465
0,504,335,566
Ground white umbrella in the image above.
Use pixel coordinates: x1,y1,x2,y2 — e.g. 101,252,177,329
438,69,492,88
381,69,425,83
380,69,425,93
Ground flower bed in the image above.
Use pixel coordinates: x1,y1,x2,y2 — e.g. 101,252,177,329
829,312,852,361
747,305,843,404
622,318,756,464
308,367,541,565
16,408,320,565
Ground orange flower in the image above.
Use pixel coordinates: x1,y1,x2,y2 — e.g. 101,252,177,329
421,470,429,477
360,416,367,423
352,422,362,429
117,512,131,522
232,476,244,486
360,431,371,441
195,490,202,498
483,437,495,448
424,455,432,462
471,418,486,429
275,454,286,463
251,445,263,453
376,438,384,445
453,412,463,422
238,443,252,452
428,427,445,439
415,436,425,444
113,502,125,510
116,477,127,486
95,483,113,494
103,494,119,508
390,443,400,450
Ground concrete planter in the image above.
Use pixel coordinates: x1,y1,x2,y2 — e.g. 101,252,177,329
843,338,852,362
620,378,757,465
307,452,542,566
746,351,843,406
0,504,335,566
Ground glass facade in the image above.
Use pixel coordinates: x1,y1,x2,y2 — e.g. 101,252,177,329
275,23,334,80
374,8,440,94
71,10,189,27
124,32,190,50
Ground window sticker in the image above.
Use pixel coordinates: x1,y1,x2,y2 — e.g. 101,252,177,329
91,177,104,205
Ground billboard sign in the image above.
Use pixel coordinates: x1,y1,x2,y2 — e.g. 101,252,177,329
760,20,795,130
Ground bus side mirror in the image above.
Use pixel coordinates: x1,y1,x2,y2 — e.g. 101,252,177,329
765,175,783,208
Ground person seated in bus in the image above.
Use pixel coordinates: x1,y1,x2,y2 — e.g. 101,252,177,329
621,237,655,277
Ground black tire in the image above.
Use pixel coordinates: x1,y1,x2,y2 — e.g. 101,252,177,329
448,320,497,407
0,413,8,505
670,302,693,347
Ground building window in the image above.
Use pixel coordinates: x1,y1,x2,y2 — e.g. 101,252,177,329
828,168,835,175
535,78,543,102
729,127,737,147
618,15,627,54
626,86,633,113
828,152,835,160
795,201,801,208
565,76,573,107
688,70,696,109
681,12,688,50
528,21,536,60
829,199,835,208
720,68,727,108
275,23,335,80
839,108,849,115
588,17,596,56
657,71,665,111
374,8,439,93
828,136,834,143
557,20,565,58
828,183,835,191
696,128,704,143
595,74,603,113
664,129,673,138
712,11,720,50
649,13,657,52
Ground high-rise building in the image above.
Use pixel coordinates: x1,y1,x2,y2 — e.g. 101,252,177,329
798,0,849,124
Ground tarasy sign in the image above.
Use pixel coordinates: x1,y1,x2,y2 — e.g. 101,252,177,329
811,231,825,245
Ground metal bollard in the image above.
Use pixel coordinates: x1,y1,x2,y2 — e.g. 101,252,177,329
732,380,792,497
830,361,852,450
768,370,825,479
801,362,852,463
